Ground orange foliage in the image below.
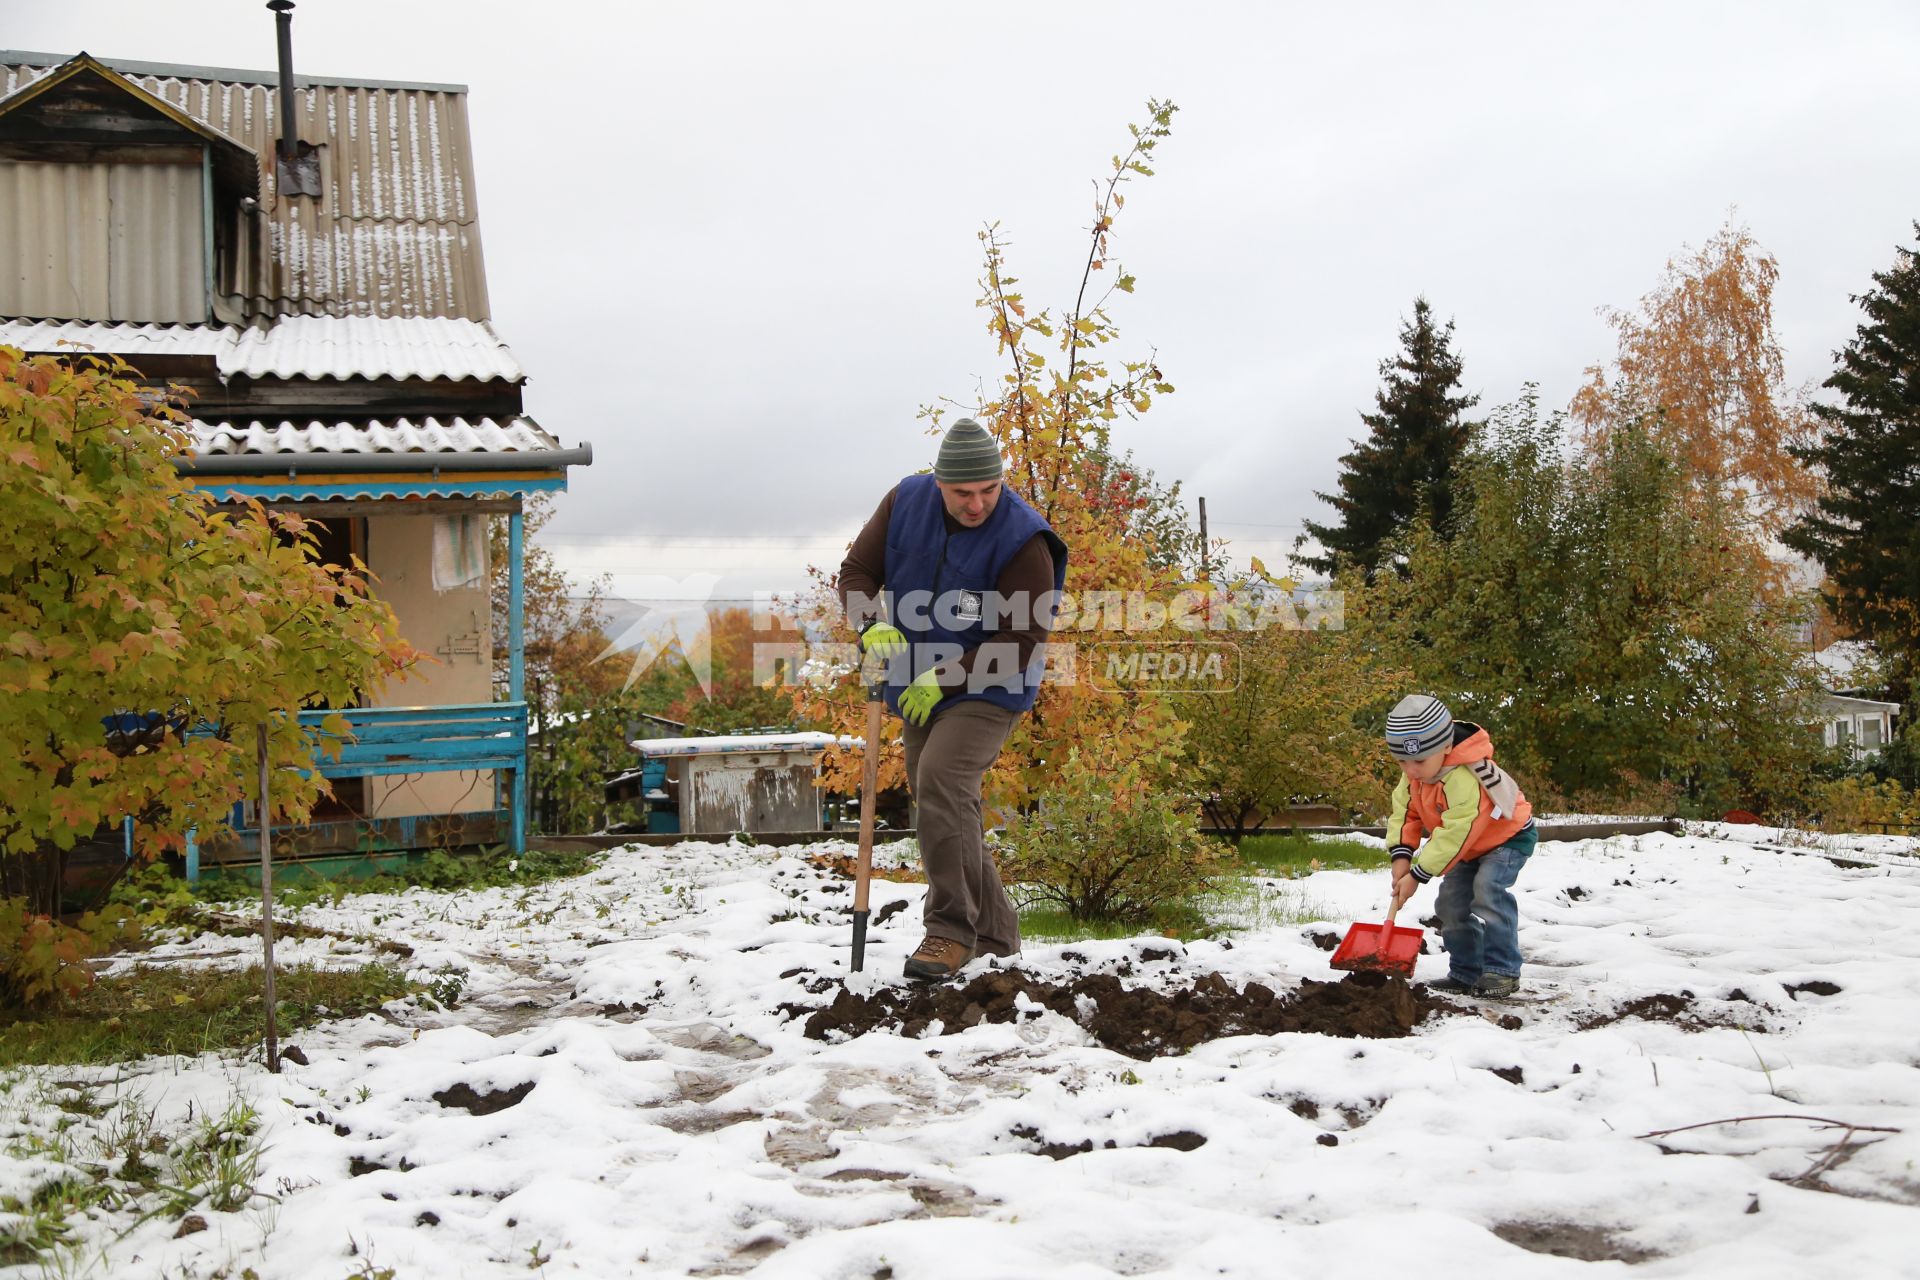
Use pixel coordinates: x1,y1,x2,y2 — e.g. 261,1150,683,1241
1572,222,1821,544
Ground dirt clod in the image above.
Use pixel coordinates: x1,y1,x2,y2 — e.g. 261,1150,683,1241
800,969,1464,1059
1784,980,1842,1000
1490,1065,1525,1085
432,1080,535,1114
1491,1221,1659,1264
174,1215,208,1238
1315,1133,1339,1147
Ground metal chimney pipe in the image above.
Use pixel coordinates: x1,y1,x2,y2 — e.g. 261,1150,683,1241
267,0,298,160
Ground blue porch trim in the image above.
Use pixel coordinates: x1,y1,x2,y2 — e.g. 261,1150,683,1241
509,508,527,855
184,701,529,879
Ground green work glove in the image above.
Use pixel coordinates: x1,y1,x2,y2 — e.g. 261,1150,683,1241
898,669,945,726
860,621,907,661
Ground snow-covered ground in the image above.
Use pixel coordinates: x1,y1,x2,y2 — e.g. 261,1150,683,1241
5,829,1919,1279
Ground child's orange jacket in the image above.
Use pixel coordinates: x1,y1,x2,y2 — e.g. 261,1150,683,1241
1387,723,1533,881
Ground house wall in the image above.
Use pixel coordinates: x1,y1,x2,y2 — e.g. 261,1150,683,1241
0,158,206,322
1817,694,1900,759
364,513,496,820
684,754,822,834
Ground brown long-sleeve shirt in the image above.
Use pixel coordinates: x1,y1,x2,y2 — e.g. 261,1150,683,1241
838,484,1056,690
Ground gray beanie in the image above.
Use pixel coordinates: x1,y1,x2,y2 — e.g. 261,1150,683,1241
934,417,1005,483
1385,694,1454,761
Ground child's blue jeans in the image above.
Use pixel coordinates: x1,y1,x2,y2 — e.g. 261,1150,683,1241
1436,825,1537,984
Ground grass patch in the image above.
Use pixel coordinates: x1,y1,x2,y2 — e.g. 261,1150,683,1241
1015,833,1380,944
1233,832,1390,877
0,962,417,1067
0,1079,270,1270
112,845,604,920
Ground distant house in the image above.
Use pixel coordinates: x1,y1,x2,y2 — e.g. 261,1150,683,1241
1812,641,1900,758
0,35,591,874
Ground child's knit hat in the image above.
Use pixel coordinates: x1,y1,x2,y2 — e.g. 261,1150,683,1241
1385,694,1454,761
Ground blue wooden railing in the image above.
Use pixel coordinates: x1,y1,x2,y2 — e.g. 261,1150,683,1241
184,701,528,879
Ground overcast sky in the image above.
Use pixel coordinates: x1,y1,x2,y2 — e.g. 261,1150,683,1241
13,1,1920,609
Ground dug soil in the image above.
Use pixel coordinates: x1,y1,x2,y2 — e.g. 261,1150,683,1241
797,969,1468,1060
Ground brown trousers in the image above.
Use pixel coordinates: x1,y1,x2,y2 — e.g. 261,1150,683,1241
901,699,1022,956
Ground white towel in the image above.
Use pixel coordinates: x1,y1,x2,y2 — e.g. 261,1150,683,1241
432,514,487,591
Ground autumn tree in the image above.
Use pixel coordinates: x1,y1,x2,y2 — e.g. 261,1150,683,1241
0,349,414,920
1366,389,1825,814
1298,298,1479,578
792,100,1197,819
1784,228,1920,712
489,495,623,723
668,606,821,733
1572,223,1821,546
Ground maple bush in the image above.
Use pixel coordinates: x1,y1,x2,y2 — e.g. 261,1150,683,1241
0,898,138,1009
1812,775,1919,835
997,788,1221,924
0,348,414,960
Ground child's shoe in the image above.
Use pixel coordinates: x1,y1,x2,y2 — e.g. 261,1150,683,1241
1476,974,1520,998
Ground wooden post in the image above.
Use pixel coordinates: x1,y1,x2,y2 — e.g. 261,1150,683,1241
257,724,280,1074
1198,496,1210,582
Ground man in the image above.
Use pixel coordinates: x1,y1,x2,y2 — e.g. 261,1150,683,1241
839,417,1069,981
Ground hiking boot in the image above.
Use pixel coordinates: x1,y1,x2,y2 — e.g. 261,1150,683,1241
903,936,972,982
1428,976,1479,995
1476,974,1521,998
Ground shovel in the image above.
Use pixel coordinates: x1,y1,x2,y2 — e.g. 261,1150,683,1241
1330,906,1423,977
849,681,884,972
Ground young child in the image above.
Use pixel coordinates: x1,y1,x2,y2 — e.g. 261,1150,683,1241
1383,694,1537,996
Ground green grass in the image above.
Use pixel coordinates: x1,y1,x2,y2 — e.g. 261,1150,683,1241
1232,832,1390,877
1012,833,1387,944
111,845,604,918
0,1079,271,1272
1018,906,1208,943
0,962,418,1066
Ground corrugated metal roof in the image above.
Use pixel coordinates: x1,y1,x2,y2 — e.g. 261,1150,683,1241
1,53,490,321
191,415,557,456
0,316,523,381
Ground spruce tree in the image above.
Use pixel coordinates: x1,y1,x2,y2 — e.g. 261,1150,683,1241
1783,229,1920,707
1299,298,1479,577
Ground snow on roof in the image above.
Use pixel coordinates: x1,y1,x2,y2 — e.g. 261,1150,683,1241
0,316,524,382
189,415,558,457
631,732,863,758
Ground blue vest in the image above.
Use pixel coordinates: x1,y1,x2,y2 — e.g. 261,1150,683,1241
882,473,1068,717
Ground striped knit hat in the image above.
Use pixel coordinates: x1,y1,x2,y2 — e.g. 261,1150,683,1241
934,417,1005,483
1385,694,1454,761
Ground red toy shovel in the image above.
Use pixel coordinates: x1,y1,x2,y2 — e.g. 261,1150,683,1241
1330,908,1423,977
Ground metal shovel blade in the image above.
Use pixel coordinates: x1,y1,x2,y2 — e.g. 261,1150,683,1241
1330,918,1423,977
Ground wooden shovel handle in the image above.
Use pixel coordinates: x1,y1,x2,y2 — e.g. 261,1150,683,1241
852,686,883,914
